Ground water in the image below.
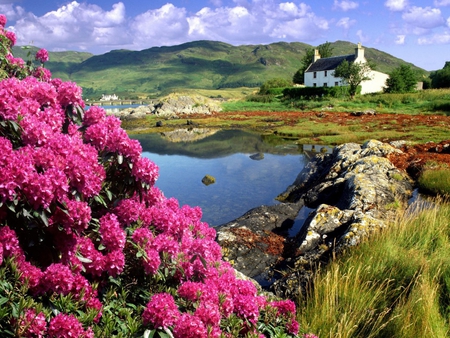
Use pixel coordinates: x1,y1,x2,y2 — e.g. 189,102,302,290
132,129,311,227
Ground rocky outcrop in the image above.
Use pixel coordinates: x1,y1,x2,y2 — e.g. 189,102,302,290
109,94,222,120
160,128,219,143
215,140,414,299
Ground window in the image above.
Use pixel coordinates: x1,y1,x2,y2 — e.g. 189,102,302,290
313,83,317,87
335,82,339,86
323,83,328,87
324,71,328,77
313,72,317,79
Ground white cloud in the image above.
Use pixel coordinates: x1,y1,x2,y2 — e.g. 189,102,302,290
130,4,190,47
356,29,369,42
336,17,356,29
384,0,409,11
395,34,406,44
187,1,329,44
418,31,450,44
333,0,359,11
434,0,450,6
9,1,129,52
402,6,445,29
4,0,331,53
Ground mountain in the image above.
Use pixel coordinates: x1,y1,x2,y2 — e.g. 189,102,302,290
13,41,428,99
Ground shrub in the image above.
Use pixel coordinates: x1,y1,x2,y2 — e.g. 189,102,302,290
283,86,359,100
0,14,306,337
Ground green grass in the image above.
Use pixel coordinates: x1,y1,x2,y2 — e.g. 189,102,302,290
298,200,450,337
418,165,450,197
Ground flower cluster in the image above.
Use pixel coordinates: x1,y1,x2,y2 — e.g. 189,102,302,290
0,14,307,338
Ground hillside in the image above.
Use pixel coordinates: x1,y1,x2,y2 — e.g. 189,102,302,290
14,41,428,99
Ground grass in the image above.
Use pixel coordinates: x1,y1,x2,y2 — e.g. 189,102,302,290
418,161,450,197
298,199,450,337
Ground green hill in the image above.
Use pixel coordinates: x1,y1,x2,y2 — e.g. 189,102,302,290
14,41,428,99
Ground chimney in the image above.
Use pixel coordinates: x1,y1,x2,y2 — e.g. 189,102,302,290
355,42,364,60
313,49,321,63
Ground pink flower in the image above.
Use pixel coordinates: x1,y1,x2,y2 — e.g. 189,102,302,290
0,225,22,258
5,31,16,46
173,313,208,338
33,67,52,81
99,213,125,251
195,300,221,327
17,260,44,291
143,248,161,275
41,263,74,295
270,299,296,316
0,14,6,27
132,227,154,249
178,281,204,302
35,49,49,63
56,81,84,108
6,53,25,68
104,250,125,276
18,309,47,338
48,313,93,338
287,319,300,335
83,106,106,126
75,237,105,276
142,293,180,329
131,156,159,186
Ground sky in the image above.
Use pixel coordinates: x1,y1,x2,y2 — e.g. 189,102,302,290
1,0,449,71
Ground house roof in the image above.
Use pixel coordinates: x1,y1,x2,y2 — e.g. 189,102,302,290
305,54,356,73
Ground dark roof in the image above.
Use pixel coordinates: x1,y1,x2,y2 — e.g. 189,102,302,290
305,54,356,73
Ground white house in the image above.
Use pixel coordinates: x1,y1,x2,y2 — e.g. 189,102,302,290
304,43,389,94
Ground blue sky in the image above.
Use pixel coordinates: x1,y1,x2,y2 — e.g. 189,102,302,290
1,0,449,70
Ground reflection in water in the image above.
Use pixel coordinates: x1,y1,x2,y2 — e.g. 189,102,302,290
134,130,308,226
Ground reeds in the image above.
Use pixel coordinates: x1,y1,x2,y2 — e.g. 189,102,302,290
298,199,450,337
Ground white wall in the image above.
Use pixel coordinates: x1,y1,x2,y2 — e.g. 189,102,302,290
305,68,389,94
304,71,343,88
360,70,389,94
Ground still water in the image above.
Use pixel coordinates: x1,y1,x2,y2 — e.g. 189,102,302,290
131,129,312,227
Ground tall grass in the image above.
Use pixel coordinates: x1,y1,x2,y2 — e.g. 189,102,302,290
298,200,450,337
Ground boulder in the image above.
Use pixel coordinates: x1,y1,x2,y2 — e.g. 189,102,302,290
216,140,414,299
202,175,216,186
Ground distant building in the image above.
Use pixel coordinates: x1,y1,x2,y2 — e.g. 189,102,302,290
100,94,119,101
304,43,389,94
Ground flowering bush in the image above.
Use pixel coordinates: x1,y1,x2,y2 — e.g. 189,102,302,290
0,14,314,337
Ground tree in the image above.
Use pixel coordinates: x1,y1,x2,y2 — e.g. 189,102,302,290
333,60,372,98
293,42,334,84
384,65,418,93
430,61,450,88
259,77,292,94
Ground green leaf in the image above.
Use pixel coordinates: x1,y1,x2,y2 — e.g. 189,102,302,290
0,297,8,307
136,251,143,258
76,254,93,264
106,189,113,201
39,211,49,227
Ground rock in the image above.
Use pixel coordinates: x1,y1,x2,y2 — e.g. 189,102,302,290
350,110,376,116
271,140,413,299
217,139,414,300
107,94,223,120
216,202,304,278
161,128,218,143
250,153,264,161
155,120,163,127
202,175,216,186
